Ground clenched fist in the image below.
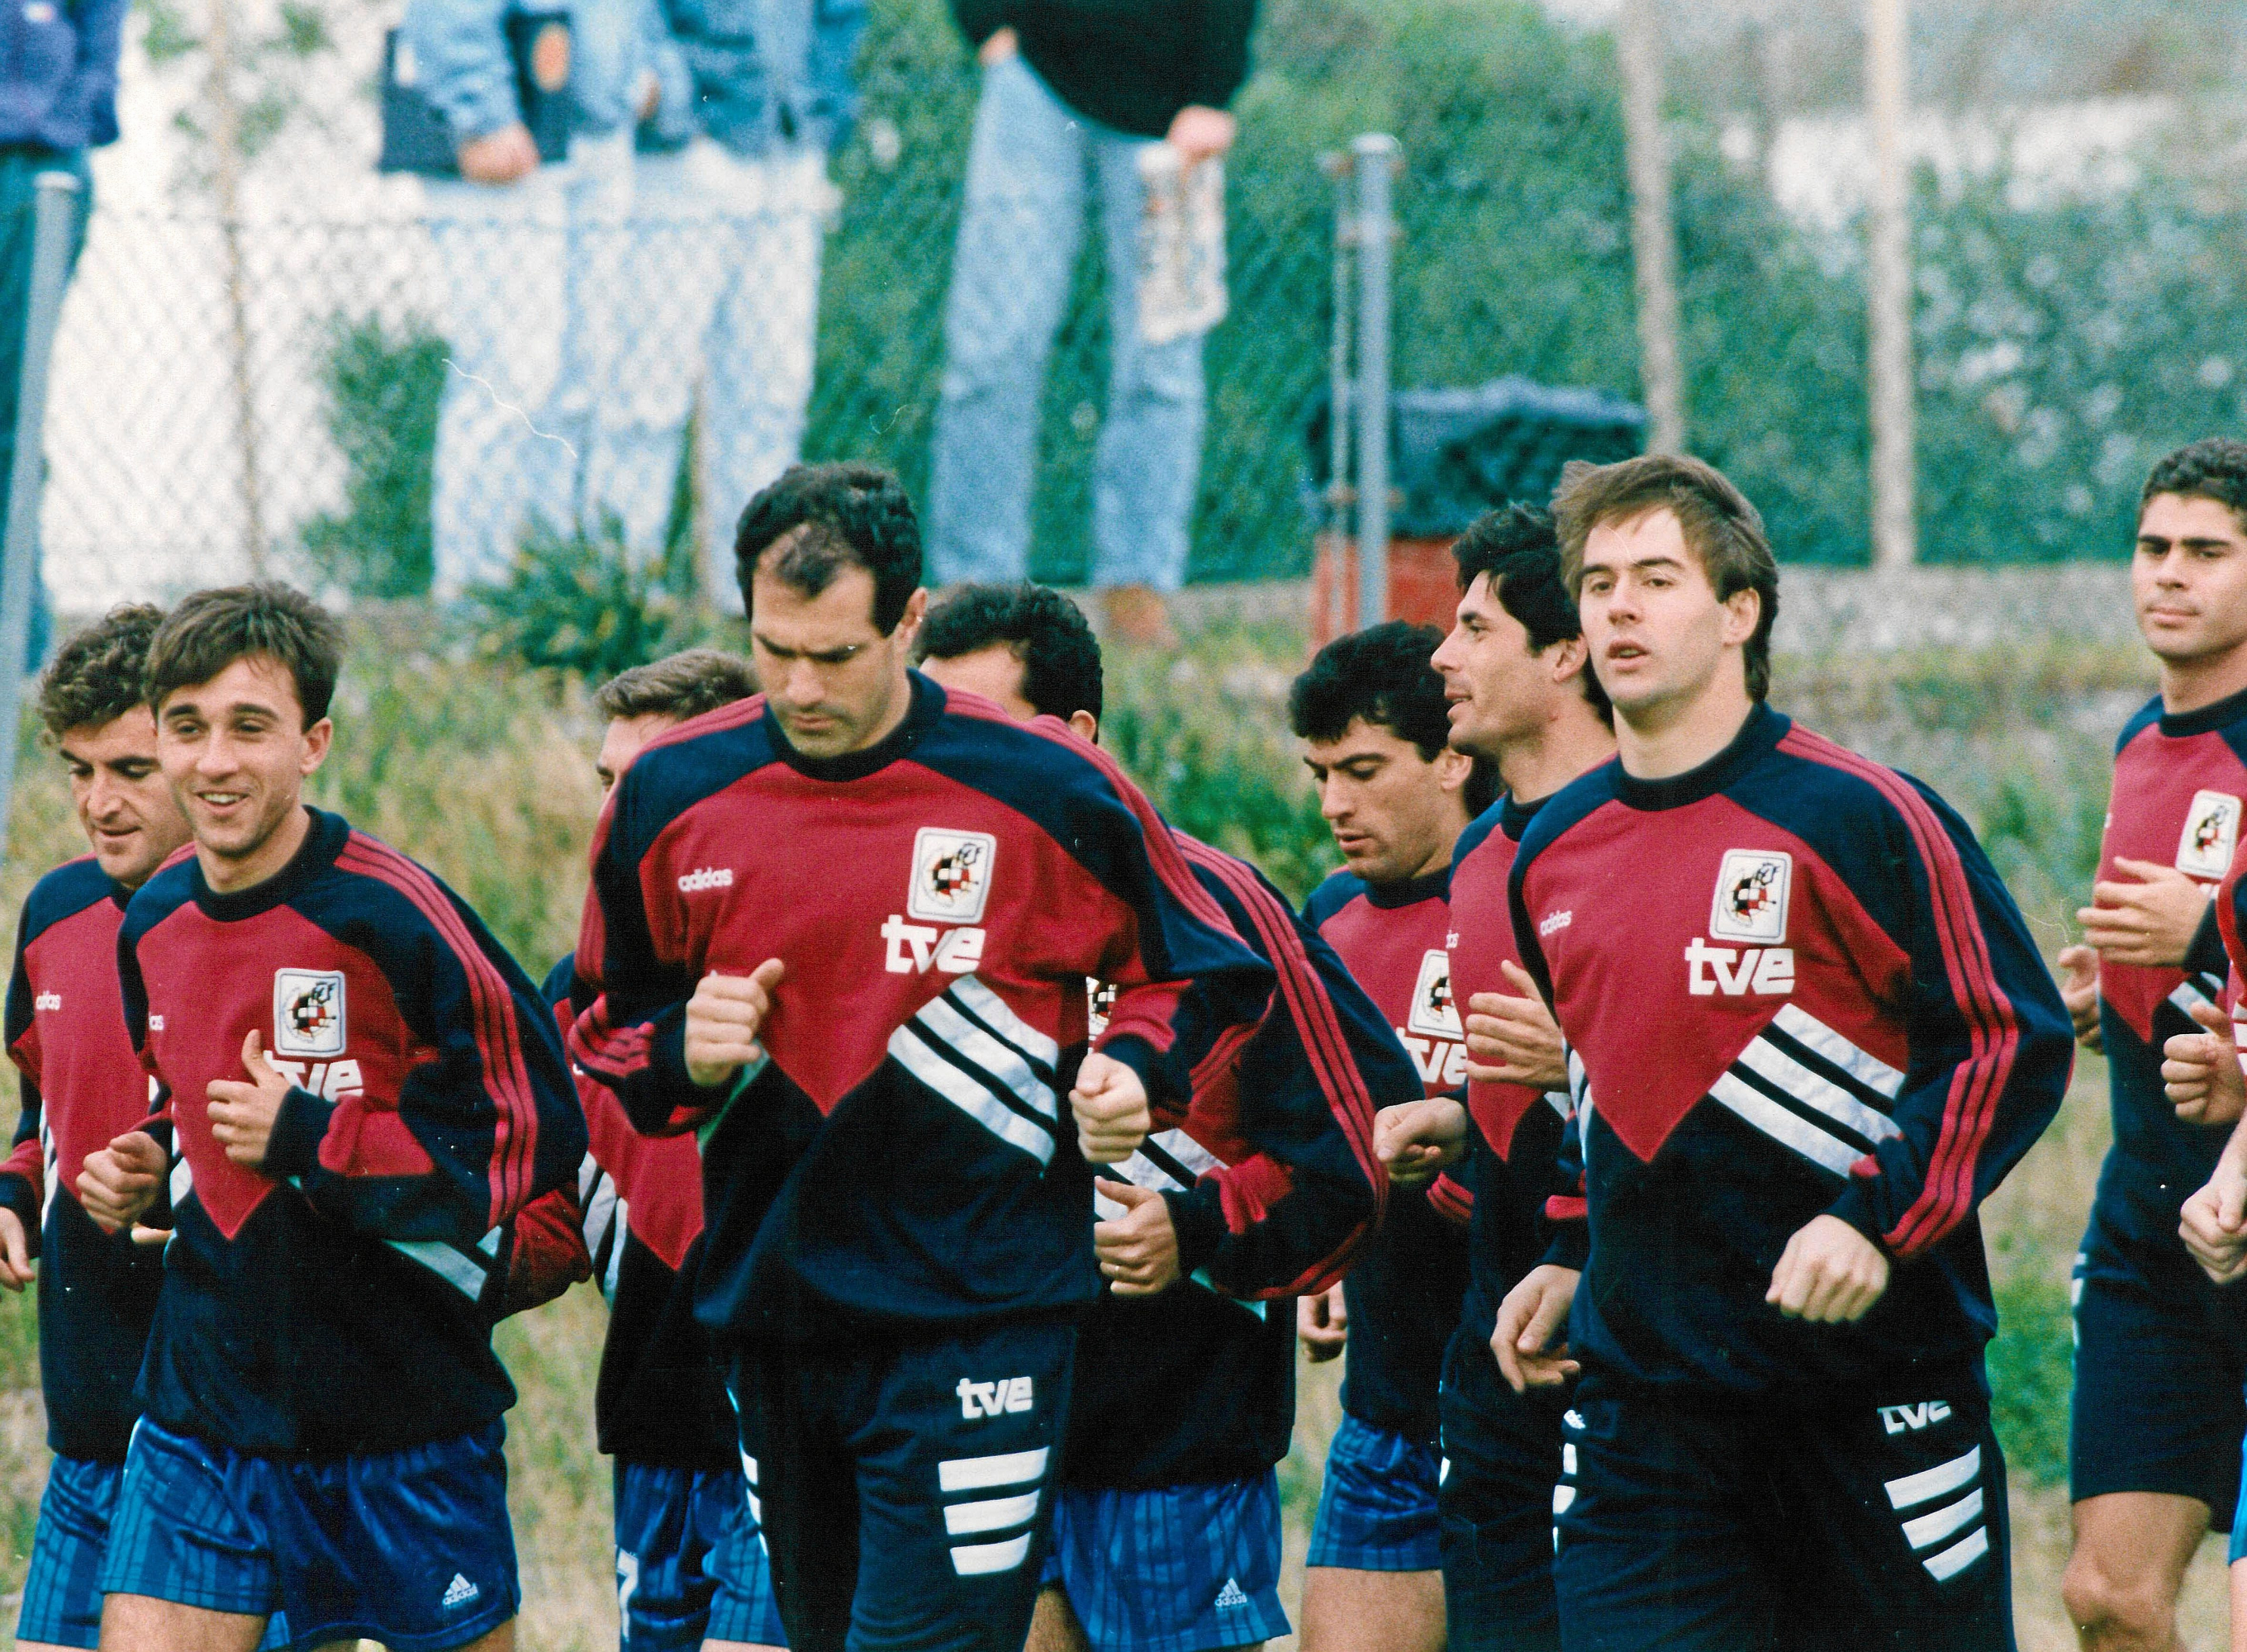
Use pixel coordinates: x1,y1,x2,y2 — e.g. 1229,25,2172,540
685,960,785,1090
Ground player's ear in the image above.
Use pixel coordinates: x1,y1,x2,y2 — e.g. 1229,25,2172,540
1432,746,1473,795
1068,709,1099,743
1547,634,1589,686
300,717,335,776
1721,586,1761,648
894,586,929,646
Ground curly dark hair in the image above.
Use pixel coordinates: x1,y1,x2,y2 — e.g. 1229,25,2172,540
145,582,345,727
592,648,758,723
915,582,1103,723
38,604,164,739
1289,622,1451,760
1451,502,1611,718
2142,439,2247,531
733,463,923,635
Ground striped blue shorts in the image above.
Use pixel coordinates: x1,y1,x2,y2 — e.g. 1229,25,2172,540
1039,1473,1288,1652
97,1416,517,1651
615,1458,786,1650
1306,1413,1443,1571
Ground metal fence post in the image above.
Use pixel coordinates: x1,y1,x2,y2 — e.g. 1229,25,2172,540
1352,133,1396,630
0,170,83,871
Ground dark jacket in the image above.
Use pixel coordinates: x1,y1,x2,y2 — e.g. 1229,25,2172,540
0,0,126,151
948,0,1252,139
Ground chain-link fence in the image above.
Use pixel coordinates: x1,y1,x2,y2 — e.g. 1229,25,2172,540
38,0,2247,614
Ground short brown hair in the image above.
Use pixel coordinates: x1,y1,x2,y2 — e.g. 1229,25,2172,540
592,648,758,724
39,604,164,739
1551,453,1781,701
145,582,345,727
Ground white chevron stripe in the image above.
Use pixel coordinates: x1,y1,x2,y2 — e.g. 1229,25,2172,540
169,1152,192,1208
938,1447,1049,1493
1923,1526,1989,1582
1152,1127,1219,1177
947,977,1060,1069
949,1532,1033,1575
1736,1037,1903,1146
1771,1004,1905,1099
385,1237,491,1299
918,995,1057,1122
1708,1072,1861,1176
891,1026,1055,1165
1885,1446,1980,1511
1903,1488,1983,1551
2171,979,2218,1018
943,1491,1040,1536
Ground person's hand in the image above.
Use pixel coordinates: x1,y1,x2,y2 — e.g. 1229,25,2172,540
684,961,785,1090
1465,961,1569,1089
0,1207,32,1290
456,122,541,185
2165,999,2247,1127
78,1129,165,1234
2056,943,2102,1051
1071,1052,1149,1164
2078,859,2211,970
207,1030,292,1170
1093,1179,1179,1295
2183,1151,2247,1283
636,69,661,122
1298,1282,1347,1361
1493,1264,1580,1392
1766,1213,1889,1322
1166,105,1238,167
976,25,1017,66
1373,1096,1467,1188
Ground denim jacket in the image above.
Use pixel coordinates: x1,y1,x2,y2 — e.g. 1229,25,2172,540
0,0,126,151
403,0,656,145
640,0,866,157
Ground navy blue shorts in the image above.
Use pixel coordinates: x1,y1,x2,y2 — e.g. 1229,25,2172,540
734,1317,1075,1652
98,1416,518,1651
1305,1412,1442,1572
19,1455,125,1650
2070,1217,2247,1523
1553,1365,2012,1652
1038,1473,1288,1652
1436,1322,1565,1652
615,1458,786,1650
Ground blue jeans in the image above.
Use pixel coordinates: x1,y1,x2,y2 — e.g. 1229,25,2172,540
929,55,1207,593
0,145,87,668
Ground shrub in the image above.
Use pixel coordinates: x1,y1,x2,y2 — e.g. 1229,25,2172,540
300,312,446,599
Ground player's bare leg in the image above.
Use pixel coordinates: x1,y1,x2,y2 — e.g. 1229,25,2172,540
2231,1552,2247,1652
1299,1567,1442,1652
2062,1491,2207,1651
1027,1587,1092,1652
705,1640,785,1650
98,1595,266,1652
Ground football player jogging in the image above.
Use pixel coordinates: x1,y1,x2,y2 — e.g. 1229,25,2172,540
1379,505,1617,1651
82,583,587,1652
1494,454,2071,1650
2050,439,2247,1652
1288,622,1488,1652
0,608,195,1652
568,466,1275,1652
548,648,787,1652
915,582,1407,1652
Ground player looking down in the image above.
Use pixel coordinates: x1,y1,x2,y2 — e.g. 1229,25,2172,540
2052,438,2247,1652
1495,454,2070,1649
0,607,197,1652
86,582,586,1652
1288,621,1489,1652
917,582,1405,1652
569,466,1274,1652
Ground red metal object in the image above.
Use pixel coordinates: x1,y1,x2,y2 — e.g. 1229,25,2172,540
1308,532,1461,647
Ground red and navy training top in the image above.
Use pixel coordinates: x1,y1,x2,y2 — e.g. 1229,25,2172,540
1510,705,2072,1393
1066,833,1405,1489
118,808,586,1454
1304,864,1470,1444
1,858,168,1462
2093,688,2247,1249
570,674,1275,1341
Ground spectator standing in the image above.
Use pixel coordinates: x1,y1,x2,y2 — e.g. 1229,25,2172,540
404,0,656,597
584,0,863,604
928,0,1253,647
0,0,124,667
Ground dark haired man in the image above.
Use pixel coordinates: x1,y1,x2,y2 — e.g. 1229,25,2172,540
542,647,781,1652
1493,455,2070,1648
1286,621,1484,1652
83,582,587,1652
918,582,1407,1652
1372,505,1614,1651
570,468,1276,1652
1,606,192,1652
2057,438,2247,1652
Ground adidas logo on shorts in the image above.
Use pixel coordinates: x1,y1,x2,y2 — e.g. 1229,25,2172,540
442,1573,480,1610
1214,1578,1250,1611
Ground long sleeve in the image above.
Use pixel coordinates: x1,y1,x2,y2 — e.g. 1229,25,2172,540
56,0,126,146
1820,781,2072,1260
401,0,521,143
263,882,586,1245
1161,847,1405,1299
1180,0,1252,112
1,920,42,1247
